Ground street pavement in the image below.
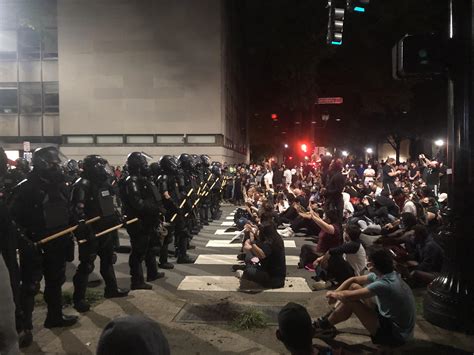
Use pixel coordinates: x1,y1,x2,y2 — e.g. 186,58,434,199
24,205,474,354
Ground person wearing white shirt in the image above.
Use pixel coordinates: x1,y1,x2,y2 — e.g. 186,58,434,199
363,165,376,186
283,166,292,189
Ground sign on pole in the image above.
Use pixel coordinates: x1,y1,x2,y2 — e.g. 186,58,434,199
23,141,30,152
316,97,344,105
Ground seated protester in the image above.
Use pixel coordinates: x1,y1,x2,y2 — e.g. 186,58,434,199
275,192,289,213
234,202,258,230
342,192,354,221
279,200,323,238
276,193,300,226
298,209,342,268
238,203,286,289
313,247,416,347
97,315,170,355
375,191,400,219
378,212,418,246
312,224,367,290
401,225,444,287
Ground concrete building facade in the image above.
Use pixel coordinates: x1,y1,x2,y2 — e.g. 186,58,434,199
0,0,248,165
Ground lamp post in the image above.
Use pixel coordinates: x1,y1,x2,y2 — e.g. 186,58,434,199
423,0,474,333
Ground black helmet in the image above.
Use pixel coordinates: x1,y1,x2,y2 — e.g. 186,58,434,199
126,152,149,176
82,155,112,182
191,154,201,168
15,158,30,174
159,155,179,175
211,164,221,177
32,146,61,171
200,155,211,167
178,153,194,172
65,159,79,175
149,162,163,177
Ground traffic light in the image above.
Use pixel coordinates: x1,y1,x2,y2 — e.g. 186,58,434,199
271,113,278,121
327,0,345,45
301,143,308,153
392,34,445,79
346,0,370,13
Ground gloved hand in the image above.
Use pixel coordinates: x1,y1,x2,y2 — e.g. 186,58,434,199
75,219,94,243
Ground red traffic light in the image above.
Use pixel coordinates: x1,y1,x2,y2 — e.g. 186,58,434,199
271,113,278,120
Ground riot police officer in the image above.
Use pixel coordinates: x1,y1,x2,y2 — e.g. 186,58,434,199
64,159,80,186
209,162,223,220
9,157,29,185
10,146,78,340
72,155,129,313
0,148,27,346
159,155,194,264
120,152,164,290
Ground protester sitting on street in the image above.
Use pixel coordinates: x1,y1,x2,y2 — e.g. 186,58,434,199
97,315,170,355
236,202,286,289
298,209,342,269
276,193,300,226
313,247,416,347
279,200,322,238
398,224,444,287
312,224,367,290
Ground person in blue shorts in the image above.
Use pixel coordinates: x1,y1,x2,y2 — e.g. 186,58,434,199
313,247,416,347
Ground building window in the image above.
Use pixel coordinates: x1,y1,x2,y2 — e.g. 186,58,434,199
156,135,184,144
0,31,17,60
42,29,58,59
126,135,154,144
43,82,58,113
187,135,216,144
19,82,42,114
97,135,124,144
18,29,40,60
0,85,17,113
66,136,94,144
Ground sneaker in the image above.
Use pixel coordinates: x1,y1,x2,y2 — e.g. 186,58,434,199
235,270,244,279
312,280,331,291
282,223,291,228
232,264,246,271
279,227,295,238
312,318,337,339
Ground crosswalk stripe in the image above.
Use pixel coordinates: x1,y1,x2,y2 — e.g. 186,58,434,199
195,254,299,265
215,229,240,235
177,276,311,292
229,213,235,216
206,240,296,248
220,221,234,226
225,217,234,220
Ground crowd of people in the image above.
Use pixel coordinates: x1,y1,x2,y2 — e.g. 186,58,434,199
225,152,448,349
0,146,449,352
0,147,224,351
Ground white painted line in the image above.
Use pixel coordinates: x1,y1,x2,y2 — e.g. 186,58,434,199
195,254,299,266
226,217,234,220
221,221,235,226
206,240,296,248
229,213,235,216
215,229,240,236
177,276,311,293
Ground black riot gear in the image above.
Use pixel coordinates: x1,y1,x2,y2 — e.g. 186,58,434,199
71,157,128,313
82,155,113,183
149,162,163,177
159,155,179,175
11,160,77,335
178,154,193,172
15,158,30,174
200,155,211,168
126,152,150,176
0,147,8,175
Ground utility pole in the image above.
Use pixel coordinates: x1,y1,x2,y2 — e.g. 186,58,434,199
423,0,474,333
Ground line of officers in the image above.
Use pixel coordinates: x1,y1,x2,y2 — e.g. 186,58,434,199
0,146,224,348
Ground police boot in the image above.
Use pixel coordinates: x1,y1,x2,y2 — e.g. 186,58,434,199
104,288,129,299
177,254,195,264
131,282,153,290
73,300,90,313
18,330,33,348
44,314,78,329
159,262,174,269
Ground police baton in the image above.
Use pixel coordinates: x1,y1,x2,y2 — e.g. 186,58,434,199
78,217,139,244
170,188,194,222
35,216,101,246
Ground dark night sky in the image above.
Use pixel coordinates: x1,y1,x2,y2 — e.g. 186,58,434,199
240,0,448,159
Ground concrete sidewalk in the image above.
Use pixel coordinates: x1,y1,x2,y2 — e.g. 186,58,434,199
24,287,474,354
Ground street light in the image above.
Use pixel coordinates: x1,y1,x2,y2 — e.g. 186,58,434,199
342,150,349,157
284,143,289,148
366,148,373,154
435,139,445,147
